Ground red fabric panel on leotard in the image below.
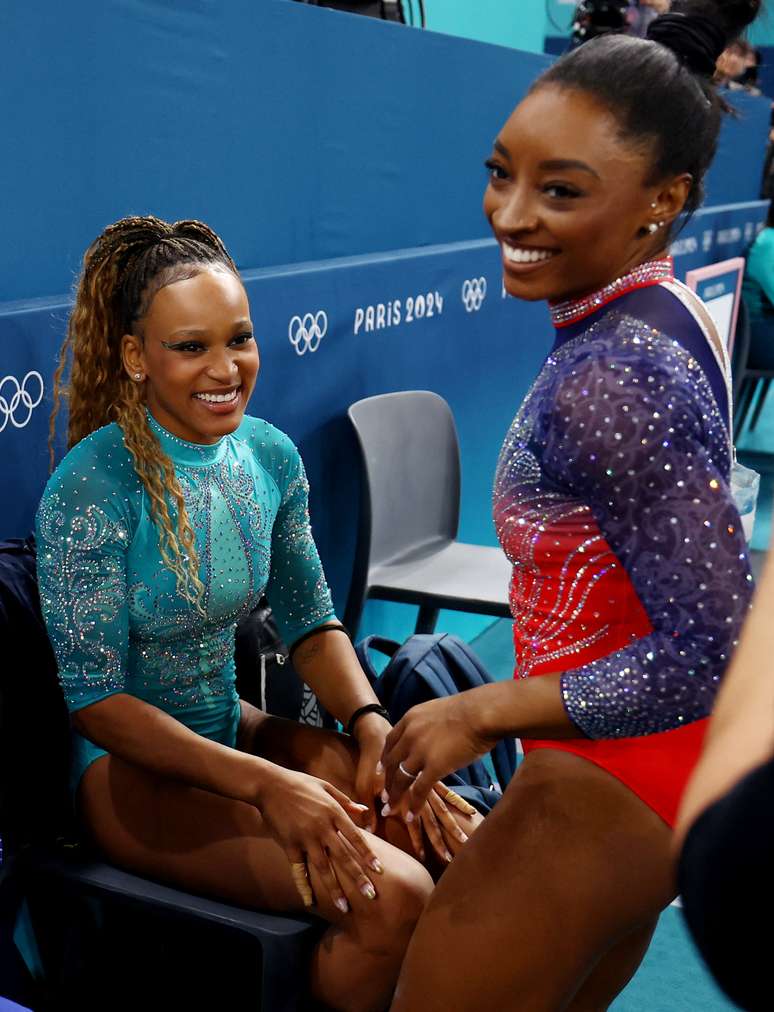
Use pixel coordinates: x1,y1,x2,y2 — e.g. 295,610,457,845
511,508,706,828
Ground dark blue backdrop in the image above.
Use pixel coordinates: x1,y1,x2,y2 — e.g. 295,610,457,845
1,2,769,302
1,198,766,642
0,1,770,644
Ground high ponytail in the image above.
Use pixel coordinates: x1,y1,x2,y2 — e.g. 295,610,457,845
535,0,764,220
50,215,240,611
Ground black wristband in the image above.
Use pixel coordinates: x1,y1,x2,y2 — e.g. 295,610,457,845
346,703,390,737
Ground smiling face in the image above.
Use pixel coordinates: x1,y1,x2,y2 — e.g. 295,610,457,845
483,85,688,304
122,267,259,444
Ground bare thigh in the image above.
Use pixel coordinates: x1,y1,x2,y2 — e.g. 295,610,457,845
78,751,421,922
390,749,675,1012
78,705,430,922
78,738,434,1012
565,918,658,1012
236,701,482,861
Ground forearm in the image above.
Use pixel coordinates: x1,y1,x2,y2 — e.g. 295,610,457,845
292,626,380,727
474,673,581,741
73,693,275,805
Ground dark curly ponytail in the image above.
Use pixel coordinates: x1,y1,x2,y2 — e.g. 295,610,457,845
535,1,763,220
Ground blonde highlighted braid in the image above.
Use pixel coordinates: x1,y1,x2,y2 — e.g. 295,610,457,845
50,215,240,611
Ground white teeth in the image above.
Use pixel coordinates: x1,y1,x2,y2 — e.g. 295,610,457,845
194,388,240,404
503,244,556,265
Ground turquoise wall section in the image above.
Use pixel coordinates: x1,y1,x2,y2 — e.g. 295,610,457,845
424,0,546,54
750,17,774,48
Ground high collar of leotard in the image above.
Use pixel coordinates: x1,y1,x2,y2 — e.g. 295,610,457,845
146,409,229,468
549,257,675,330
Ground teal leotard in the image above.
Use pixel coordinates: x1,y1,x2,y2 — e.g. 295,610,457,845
36,412,336,794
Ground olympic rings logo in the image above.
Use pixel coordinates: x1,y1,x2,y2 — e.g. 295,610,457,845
0,371,44,433
288,311,328,356
461,277,487,312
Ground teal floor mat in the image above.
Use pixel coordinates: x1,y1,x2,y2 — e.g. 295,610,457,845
610,906,736,1011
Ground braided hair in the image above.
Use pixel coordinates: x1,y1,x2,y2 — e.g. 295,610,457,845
50,215,240,610
535,1,762,223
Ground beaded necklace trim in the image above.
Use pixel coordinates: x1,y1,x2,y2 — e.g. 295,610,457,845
549,257,675,328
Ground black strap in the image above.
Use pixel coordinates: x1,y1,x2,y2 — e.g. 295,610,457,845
345,703,390,736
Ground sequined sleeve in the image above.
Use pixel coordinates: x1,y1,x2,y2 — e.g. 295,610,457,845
538,325,754,738
252,423,336,648
35,431,136,713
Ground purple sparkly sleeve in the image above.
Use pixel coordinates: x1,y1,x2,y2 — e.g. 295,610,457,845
538,324,754,738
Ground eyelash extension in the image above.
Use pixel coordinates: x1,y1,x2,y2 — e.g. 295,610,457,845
484,158,507,177
161,333,254,352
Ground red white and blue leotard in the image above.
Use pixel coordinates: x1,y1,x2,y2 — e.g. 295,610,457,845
493,259,754,826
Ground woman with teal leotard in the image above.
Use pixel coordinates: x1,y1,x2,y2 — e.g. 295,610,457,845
37,216,479,1012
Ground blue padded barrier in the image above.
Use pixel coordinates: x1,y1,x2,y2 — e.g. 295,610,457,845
1,2,770,304
0,199,767,643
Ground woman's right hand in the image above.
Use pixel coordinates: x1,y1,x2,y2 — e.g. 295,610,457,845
255,765,385,912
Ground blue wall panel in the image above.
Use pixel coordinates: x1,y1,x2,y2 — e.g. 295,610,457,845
2,3,769,304
1,198,766,644
0,0,550,303
0,0,769,647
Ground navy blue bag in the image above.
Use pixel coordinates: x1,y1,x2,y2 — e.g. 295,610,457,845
355,633,518,813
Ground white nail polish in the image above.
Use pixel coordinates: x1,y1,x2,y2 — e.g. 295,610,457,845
361,883,376,900
380,788,389,804
381,803,391,817
335,897,349,913
376,760,384,775
405,811,414,824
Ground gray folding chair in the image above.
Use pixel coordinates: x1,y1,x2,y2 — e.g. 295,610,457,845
345,391,512,635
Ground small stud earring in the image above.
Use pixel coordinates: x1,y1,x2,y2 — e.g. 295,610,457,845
134,373,144,381
647,223,659,234
650,201,658,209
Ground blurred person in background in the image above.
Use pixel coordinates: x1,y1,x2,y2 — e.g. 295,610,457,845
676,543,774,1012
742,198,774,366
630,0,673,37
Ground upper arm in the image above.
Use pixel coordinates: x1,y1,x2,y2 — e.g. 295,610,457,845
246,422,336,646
36,448,135,713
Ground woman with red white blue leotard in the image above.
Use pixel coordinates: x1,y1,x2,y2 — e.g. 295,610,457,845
382,3,761,1009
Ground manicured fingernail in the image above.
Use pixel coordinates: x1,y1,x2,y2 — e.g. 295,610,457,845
381,804,392,817
381,789,389,804
370,858,384,874
353,802,370,811
405,811,414,824
361,882,376,900
456,829,468,843
445,850,453,863
335,897,349,913
376,761,384,774
303,894,314,907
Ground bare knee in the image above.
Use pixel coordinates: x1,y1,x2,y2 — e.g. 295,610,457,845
354,856,433,956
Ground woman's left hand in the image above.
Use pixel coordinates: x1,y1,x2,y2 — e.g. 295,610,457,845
352,710,478,862
381,691,498,816
352,711,391,831
400,786,476,864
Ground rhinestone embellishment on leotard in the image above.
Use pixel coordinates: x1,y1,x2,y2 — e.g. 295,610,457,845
550,258,675,328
